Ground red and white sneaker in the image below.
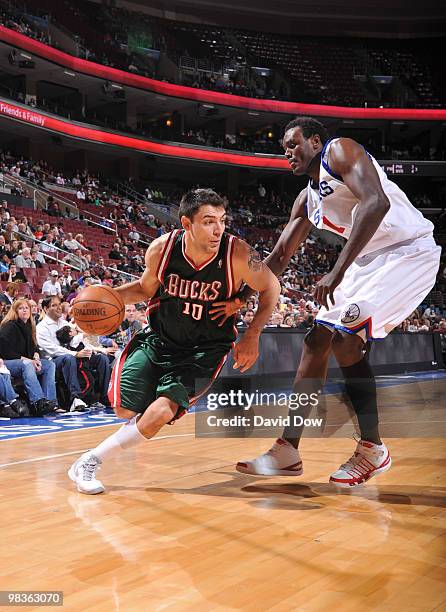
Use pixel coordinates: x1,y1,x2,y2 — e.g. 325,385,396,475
236,438,303,476
329,438,391,488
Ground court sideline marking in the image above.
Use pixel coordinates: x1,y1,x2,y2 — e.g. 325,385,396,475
0,432,194,468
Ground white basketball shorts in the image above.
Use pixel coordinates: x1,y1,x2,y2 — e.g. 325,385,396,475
315,235,441,341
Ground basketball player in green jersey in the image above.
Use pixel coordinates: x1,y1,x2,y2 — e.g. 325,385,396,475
69,188,280,494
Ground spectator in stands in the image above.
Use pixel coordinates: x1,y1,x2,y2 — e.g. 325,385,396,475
47,200,62,217
59,267,73,292
108,304,142,347
28,299,40,325
237,309,255,327
0,202,10,220
1,263,27,283
39,232,58,255
0,299,60,416
0,235,7,259
65,282,79,303
75,234,90,251
91,257,106,280
128,225,140,242
17,222,33,240
267,311,285,327
36,296,111,411
0,255,9,274
423,303,437,319
74,248,90,272
15,247,35,269
5,238,20,259
108,242,122,260
60,302,71,321
42,270,63,298
33,224,44,241
76,188,86,201
63,233,83,252
0,282,19,305
0,357,29,418
30,249,44,268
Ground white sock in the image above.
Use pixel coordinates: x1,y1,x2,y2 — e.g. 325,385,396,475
91,416,147,461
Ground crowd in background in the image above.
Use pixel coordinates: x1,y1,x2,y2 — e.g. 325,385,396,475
1,1,443,111
0,146,444,419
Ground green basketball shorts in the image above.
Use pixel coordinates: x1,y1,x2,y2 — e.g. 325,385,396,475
108,330,230,421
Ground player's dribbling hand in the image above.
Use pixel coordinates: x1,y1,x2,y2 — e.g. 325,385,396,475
232,332,259,373
209,297,245,327
313,270,344,309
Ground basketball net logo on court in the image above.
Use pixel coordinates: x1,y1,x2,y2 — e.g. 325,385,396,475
340,303,360,324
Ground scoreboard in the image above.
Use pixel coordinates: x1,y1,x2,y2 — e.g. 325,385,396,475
380,161,446,176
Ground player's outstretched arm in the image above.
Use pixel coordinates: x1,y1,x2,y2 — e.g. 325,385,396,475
209,190,311,325
314,139,390,308
114,235,165,304
231,240,281,372
263,188,312,277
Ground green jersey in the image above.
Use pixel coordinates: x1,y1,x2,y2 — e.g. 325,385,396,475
147,229,238,350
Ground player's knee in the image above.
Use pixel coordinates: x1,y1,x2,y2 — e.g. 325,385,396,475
332,331,365,367
303,324,333,355
138,403,176,433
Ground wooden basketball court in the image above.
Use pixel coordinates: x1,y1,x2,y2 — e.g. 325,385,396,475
0,379,445,611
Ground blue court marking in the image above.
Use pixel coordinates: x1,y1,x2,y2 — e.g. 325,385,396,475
0,371,444,441
0,409,125,441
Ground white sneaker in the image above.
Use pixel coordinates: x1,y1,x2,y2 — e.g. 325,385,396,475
236,438,303,476
330,438,392,488
70,398,89,414
68,452,105,494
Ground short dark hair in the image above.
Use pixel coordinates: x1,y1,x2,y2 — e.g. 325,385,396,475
178,188,226,221
284,117,329,144
42,296,61,309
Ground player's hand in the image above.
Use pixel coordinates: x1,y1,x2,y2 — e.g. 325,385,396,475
209,297,245,327
76,348,92,358
232,332,259,373
313,270,344,309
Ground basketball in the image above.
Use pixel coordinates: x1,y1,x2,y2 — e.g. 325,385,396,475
72,285,125,336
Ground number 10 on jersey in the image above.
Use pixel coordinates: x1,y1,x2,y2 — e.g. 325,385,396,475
182,301,204,320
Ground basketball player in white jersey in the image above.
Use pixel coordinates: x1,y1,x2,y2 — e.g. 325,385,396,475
210,117,441,487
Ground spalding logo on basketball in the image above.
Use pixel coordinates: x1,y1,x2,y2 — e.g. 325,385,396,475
340,303,360,324
72,285,125,336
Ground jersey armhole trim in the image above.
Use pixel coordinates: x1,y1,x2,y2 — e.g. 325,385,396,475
321,158,344,182
226,234,235,298
156,229,180,284
321,137,344,182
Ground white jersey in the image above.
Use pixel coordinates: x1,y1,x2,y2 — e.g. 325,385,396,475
306,138,434,256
